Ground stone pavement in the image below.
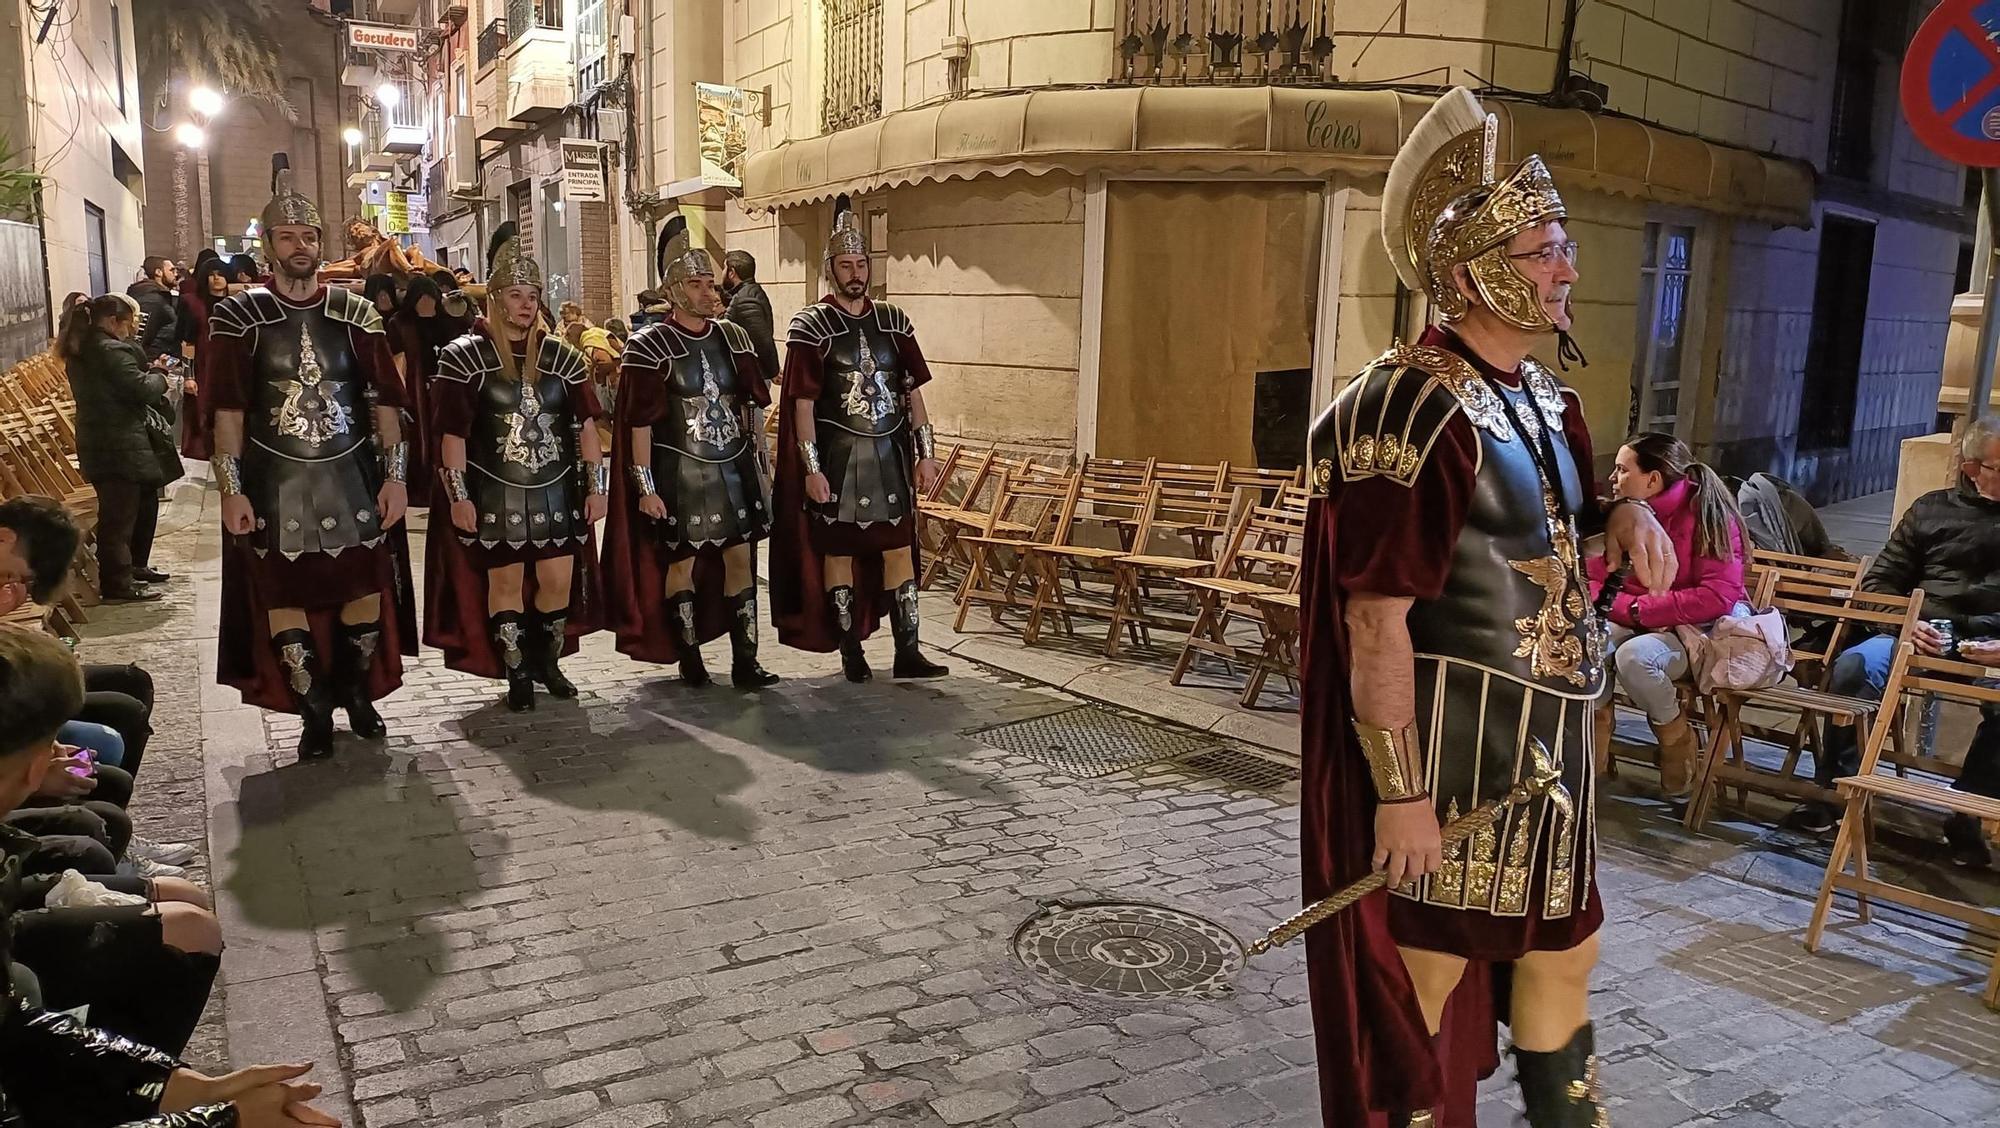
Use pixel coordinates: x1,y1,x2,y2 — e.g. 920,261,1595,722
74,488,2000,1128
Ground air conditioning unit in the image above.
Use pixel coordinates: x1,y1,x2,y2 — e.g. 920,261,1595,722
445,114,479,193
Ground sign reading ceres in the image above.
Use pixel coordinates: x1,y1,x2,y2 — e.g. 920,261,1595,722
348,21,421,53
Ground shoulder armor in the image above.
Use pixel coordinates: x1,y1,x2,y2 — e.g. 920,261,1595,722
324,286,385,334
539,335,589,384
786,305,838,348
716,319,756,356
435,334,497,385
872,302,914,338
206,289,285,339
1310,345,1487,496
623,322,684,370
1520,357,1570,434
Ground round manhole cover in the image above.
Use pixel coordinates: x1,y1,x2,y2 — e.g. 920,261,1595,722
1013,901,1243,999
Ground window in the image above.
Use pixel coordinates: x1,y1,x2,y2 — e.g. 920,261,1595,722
1797,216,1877,451
1630,222,1696,435
84,201,108,297
1828,0,1912,181
109,2,125,113
822,0,884,132
575,0,608,96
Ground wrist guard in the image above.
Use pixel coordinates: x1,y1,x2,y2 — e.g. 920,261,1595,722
583,461,609,496
440,467,471,505
629,464,658,496
1353,720,1427,803
213,453,244,496
381,441,410,483
914,423,937,461
799,441,824,476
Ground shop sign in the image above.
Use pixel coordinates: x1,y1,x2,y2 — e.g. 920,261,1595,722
561,139,606,202
348,21,421,53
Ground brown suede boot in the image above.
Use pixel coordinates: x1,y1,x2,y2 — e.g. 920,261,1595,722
1593,704,1616,778
1651,713,1698,800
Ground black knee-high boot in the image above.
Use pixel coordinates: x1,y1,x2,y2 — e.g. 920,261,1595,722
668,593,710,686
829,585,869,683
273,628,335,760
491,610,535,711
535,610,577,698
889,580,948,679
1515,1024,1608,1128
729,589,779,689
335,622,388,738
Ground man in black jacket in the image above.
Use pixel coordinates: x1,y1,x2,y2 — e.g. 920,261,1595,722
125,259,179,363
722,250,781,381
1791,416,2000,864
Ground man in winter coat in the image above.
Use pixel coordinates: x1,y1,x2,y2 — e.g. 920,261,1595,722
125,258,180,363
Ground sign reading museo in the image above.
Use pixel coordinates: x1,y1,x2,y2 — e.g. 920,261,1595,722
561,139,606,202
348,21,421,53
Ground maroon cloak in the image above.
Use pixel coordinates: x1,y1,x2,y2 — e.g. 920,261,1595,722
389,309,474,508
421,327,606,679
176,288,213,460
1301,326,1602,1126
601,325,770,664
206,288,419,713
769,295,932,652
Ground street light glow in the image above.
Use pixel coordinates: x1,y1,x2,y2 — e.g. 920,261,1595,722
374,83,401,109
342,126,365,147
175,123,206,149
189,86,225,118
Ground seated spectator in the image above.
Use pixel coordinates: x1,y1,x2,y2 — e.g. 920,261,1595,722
0,627,339,1126
1789,417,2000,853
1588,433,1750,801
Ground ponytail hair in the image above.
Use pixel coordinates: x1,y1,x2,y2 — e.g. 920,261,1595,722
58,294,134,361
1623,431,1746,561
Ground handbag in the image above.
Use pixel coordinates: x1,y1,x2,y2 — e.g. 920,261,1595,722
143,402,184,486
1675,607,1793,694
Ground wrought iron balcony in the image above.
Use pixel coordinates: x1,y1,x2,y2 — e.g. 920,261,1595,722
476,18,507,68
1115,0,1337,85
506,0,563,42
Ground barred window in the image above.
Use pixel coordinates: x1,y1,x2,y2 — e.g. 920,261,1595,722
822,0,883,133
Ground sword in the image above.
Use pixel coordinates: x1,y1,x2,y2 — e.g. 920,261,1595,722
1248,739,1564,955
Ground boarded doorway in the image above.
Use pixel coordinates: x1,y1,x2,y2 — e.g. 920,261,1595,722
1096,181,1322,466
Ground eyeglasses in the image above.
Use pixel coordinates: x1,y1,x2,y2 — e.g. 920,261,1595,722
1974,460,2000,474
1506,240,1581,269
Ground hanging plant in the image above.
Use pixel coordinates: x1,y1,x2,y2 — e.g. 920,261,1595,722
0,134,45,222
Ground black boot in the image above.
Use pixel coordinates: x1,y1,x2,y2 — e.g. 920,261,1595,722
889,580,948,679
729,590,780,689
274,629,335,760
669,593,711,687
830,585,870,683
335,622,388,739
492,611,535,712
535,611,578,699
1514,1025,1608,1128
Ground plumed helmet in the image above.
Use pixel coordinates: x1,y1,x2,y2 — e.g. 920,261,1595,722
485,220,543,292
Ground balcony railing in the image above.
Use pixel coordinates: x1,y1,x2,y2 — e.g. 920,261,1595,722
477,18,506,68
822,0,883,132
506,0,563,41
1114,0,1337,85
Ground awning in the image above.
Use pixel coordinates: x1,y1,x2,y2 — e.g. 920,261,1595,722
741,87,1814,228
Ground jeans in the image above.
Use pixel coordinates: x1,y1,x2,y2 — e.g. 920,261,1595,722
1816,634,1898,786
1602,626,1691,725
57,720,125,768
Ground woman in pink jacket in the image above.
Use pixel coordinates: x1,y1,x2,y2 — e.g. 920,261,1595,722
1589,432,1750,801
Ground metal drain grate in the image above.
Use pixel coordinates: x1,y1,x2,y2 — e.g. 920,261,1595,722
1014,901,1243,999
1171,747,1302,791
970,706,1220,778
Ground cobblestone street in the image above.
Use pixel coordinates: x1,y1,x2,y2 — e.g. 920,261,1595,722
80,490,2000,1128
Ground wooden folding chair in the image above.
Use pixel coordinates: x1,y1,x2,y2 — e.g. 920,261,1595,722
1806,641,2000,1009
1018,478,1159,648
920,450,1039,591
1239,564,1305,708
952,467,1074,631
1170,501,1307,688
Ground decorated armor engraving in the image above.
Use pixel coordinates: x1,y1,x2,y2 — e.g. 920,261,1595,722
1309,346,1600,919
789,302,916,529
437,333,590,549
626,318,771,550
209,287,385,560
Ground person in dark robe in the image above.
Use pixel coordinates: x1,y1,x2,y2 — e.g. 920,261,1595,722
389,275,473,508
227,254,260,286
770,195,948,683
205,154,417,762
1297,89,1680,1128
174,256,231,461
602,214,777,689
425,222,607,712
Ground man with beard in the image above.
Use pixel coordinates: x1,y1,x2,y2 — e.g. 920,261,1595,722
770,195,948,683
604,215,777,688
205,155,417,761
721,250,780,385
426,223,607,712
1297,89,1675,1127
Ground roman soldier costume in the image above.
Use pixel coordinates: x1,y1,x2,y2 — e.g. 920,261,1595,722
603,215,777,687
424,223,605,710
1298,89,1612,1127
771,195,947,682
206,156,418,759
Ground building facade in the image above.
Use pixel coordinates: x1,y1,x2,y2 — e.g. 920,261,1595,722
716,0,1966,502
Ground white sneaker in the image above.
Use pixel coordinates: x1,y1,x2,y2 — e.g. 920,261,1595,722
128,835,197,866
131,856,187,880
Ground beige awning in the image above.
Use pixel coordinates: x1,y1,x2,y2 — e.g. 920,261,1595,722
741,87,1814,228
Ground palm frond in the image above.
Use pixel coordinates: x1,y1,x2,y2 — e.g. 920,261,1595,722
133,0,299,122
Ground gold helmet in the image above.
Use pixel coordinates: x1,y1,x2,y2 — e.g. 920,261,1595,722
259,153,322,236
1382,88,1568,333
823,192,867,279
485,220,543,292
656,213,713,316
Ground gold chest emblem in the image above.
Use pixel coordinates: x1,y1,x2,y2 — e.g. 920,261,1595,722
838,340,898,423
499,377,563,472
271,332,352,446
682,350,741,448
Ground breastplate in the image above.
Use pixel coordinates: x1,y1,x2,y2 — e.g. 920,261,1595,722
656,329,748,462
245,304,371,461
473,365,575,487
1405,380,1602,695
820,321,908,436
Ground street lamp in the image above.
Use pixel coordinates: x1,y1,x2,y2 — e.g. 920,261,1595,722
189,86,226,119
342,126,365,147
374,82,401,110
175,123,206,149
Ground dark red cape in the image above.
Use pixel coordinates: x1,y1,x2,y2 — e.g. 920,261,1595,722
178,291,213,460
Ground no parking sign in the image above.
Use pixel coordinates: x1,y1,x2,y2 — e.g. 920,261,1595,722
1902,0,2000,166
